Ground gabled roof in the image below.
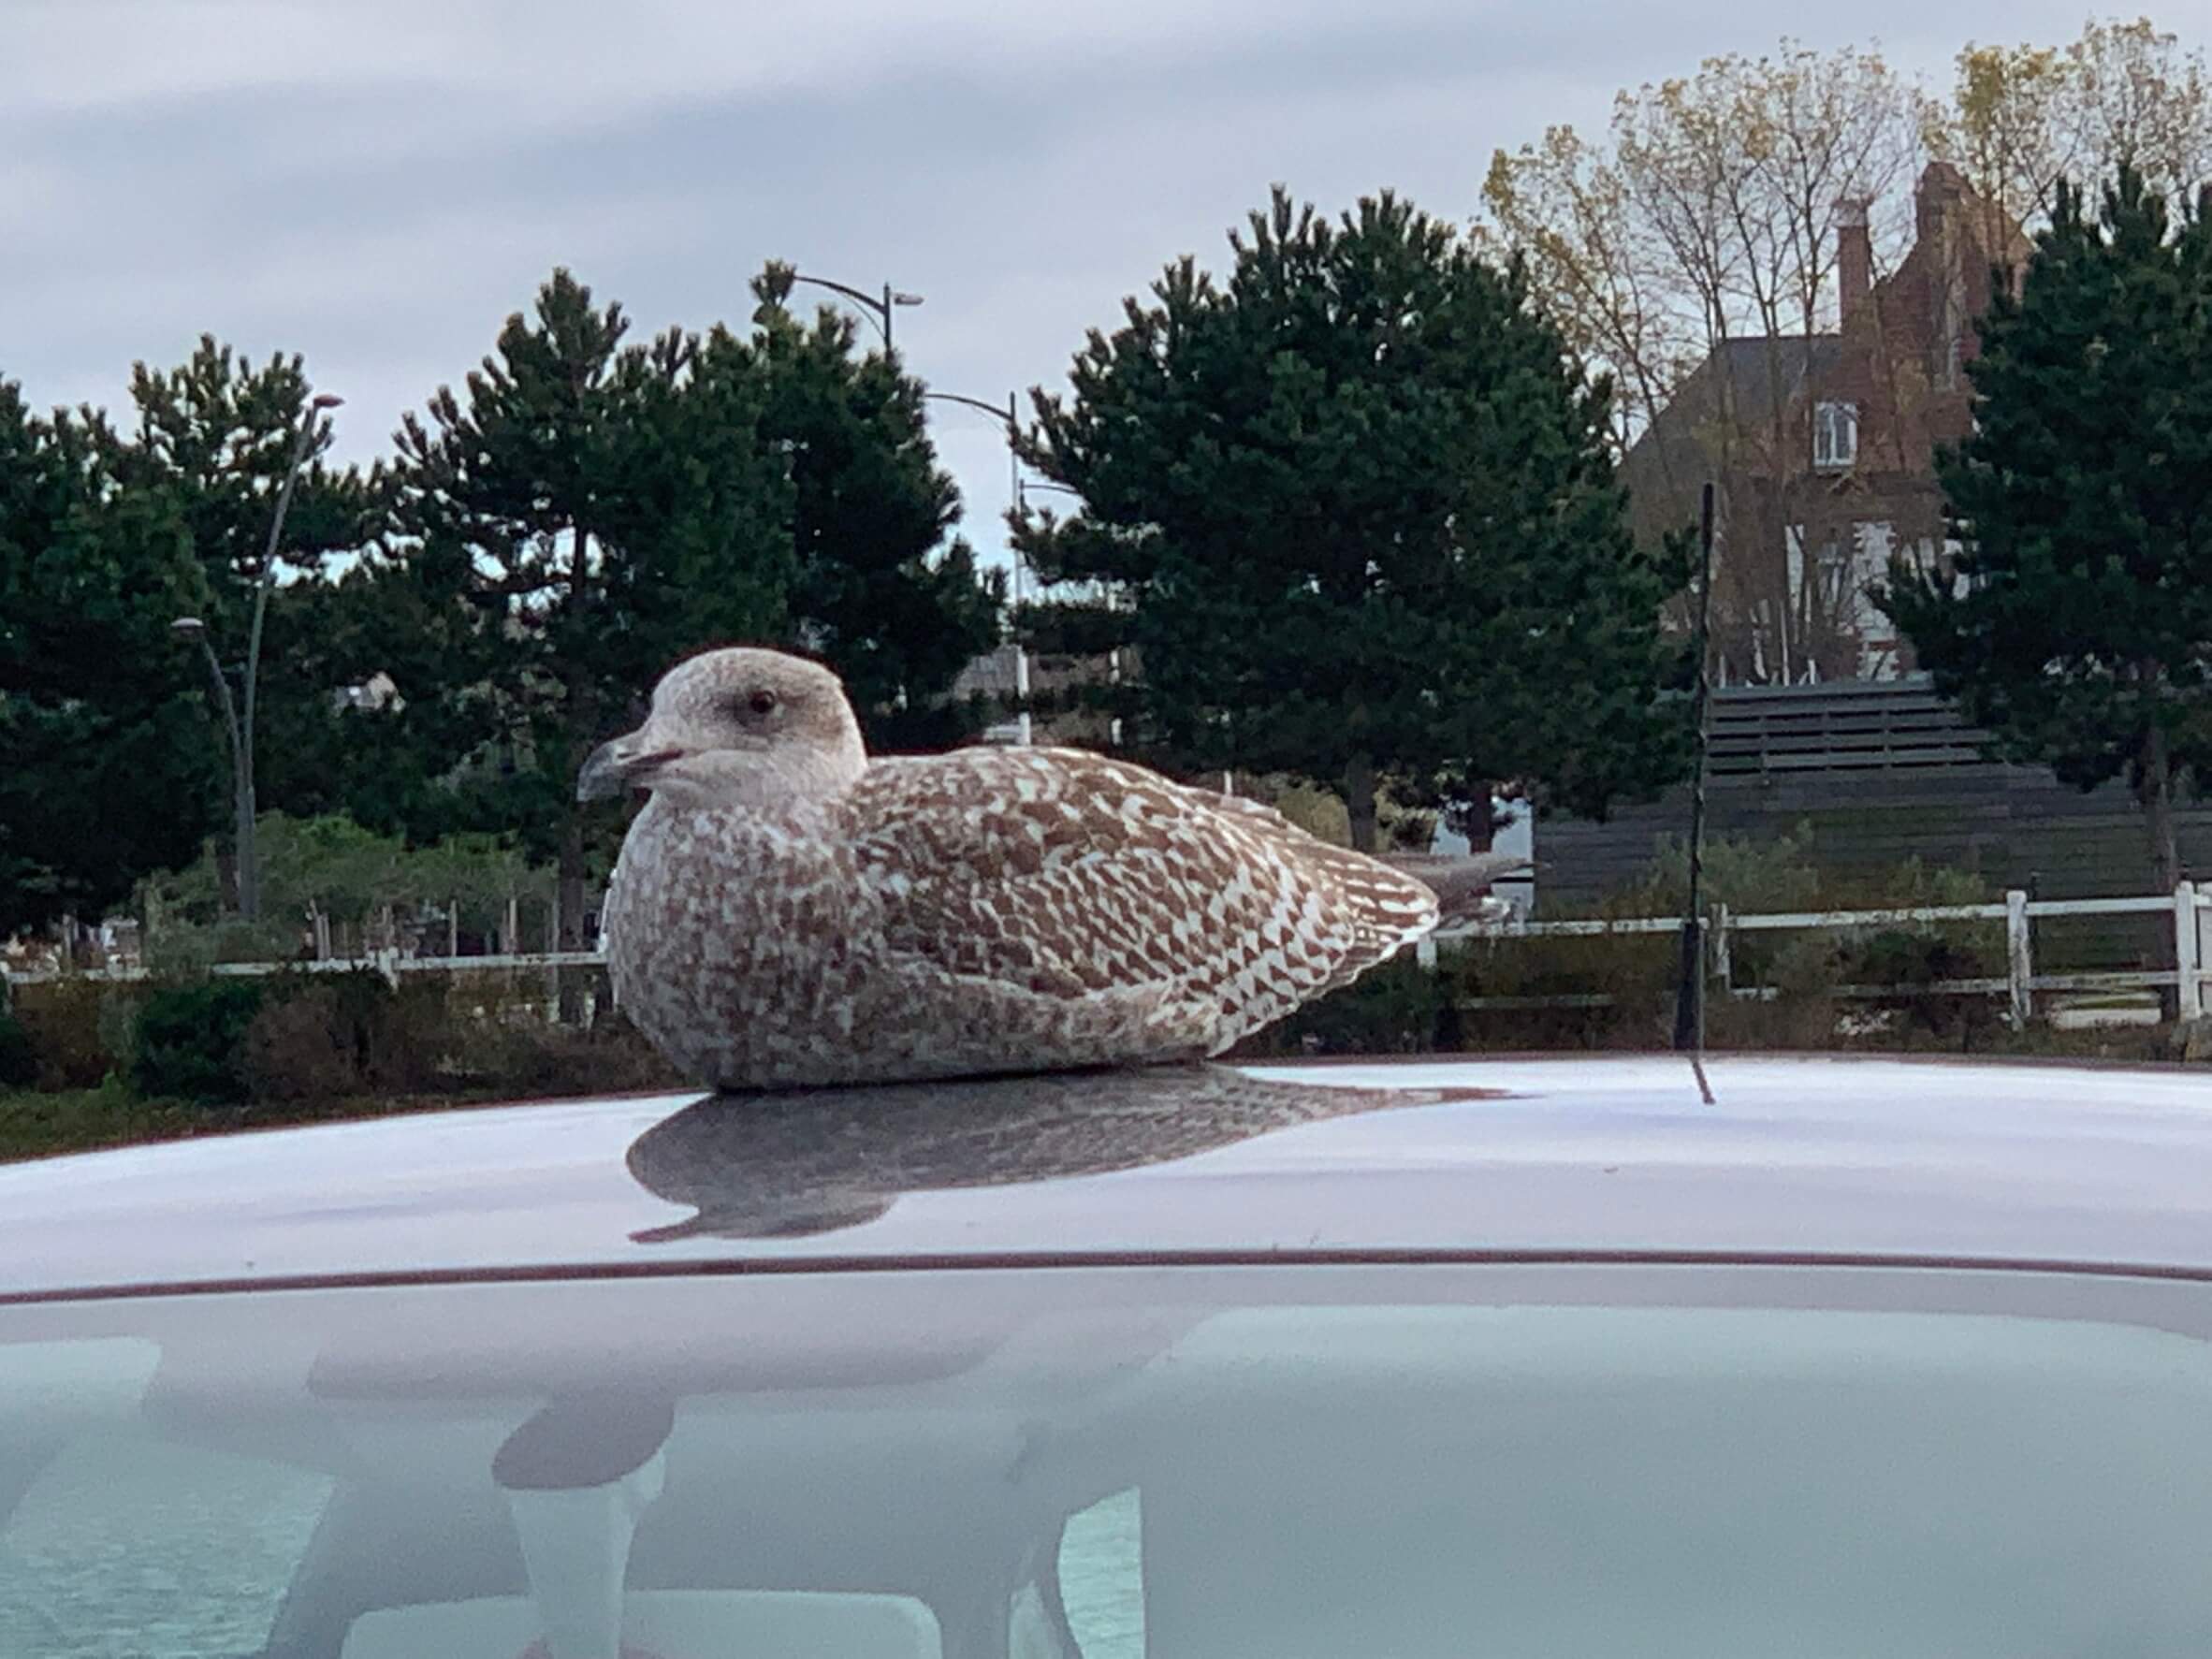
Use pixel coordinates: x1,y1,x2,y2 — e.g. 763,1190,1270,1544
1623,334,1842,523
1704,335,1843,425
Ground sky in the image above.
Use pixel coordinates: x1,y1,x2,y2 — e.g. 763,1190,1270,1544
2,0,2189,583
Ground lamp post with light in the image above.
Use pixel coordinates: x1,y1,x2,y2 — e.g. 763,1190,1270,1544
923,389,1034,744
788,273,924,351
171,389,343,921
1010,476,1113,746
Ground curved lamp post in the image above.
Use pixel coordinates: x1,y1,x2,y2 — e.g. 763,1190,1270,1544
173,389,343,920
924,389,1037,745
789,273,924,351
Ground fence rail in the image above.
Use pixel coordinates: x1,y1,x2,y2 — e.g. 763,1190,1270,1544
4,950,608,988
13,887,2212,1030
1423,881,2212,1026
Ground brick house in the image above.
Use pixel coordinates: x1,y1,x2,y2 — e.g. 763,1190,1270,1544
1623,163,2032,686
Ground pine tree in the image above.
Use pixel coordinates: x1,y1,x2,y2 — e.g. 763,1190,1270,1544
0,381,218,930
750,264,1001,750
101,340,382,906
1014,187,1688,850
387,270,796,951
1876,167,2212,894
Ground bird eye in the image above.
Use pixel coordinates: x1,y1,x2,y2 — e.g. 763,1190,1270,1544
747,690,779,717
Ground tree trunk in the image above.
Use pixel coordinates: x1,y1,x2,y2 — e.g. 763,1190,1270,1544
214,845,240,916
1345,753,1378,853
1462,789,1496,853
2141,721,2183,894
557,814,589,1026
2139,719,2184,1021
559,518,598,1026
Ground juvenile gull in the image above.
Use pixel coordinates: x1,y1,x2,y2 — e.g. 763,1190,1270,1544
579,647,1460,1090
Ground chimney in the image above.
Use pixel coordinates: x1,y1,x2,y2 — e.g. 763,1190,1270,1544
1837,196,1871,327
1915,161,1966,249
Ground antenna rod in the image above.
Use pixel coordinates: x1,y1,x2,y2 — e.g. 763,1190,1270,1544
1673,482,1717,1104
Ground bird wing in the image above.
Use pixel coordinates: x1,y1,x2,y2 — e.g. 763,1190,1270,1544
847,747,1438,1023
1211,795,1532,926
1376,851,1534,925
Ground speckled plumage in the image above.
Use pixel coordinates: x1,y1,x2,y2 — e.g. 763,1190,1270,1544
584,648,1443,1091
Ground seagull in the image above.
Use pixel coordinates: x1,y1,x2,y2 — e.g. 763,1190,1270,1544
578,646,1508,1090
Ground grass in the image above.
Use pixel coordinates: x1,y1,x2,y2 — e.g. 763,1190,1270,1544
4,1000,2200,1167
0,1082,545,1166
0,1084,201,1163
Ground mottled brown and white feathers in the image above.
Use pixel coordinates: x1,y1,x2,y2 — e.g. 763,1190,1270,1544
1206,796,1532,928
581,647,1447,1091
1376,850,1532,926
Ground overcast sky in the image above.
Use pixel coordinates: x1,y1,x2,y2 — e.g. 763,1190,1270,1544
2,0,2179,579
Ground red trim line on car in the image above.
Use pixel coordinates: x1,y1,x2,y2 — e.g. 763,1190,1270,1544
3,1247,2211,1306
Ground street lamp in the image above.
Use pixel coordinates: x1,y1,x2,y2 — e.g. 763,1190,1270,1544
168,617,248,910
1008,479,1111,741
174,389,343,921
924,389,1035,745
788,272,924,351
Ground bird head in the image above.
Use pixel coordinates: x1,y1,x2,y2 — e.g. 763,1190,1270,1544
576,647,866,810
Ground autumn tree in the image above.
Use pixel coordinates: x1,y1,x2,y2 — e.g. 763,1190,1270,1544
1483,43,1928,451
1483,40,1929,684
1933,17,2212,232
1875,168,2212,896
1014,187,1688,851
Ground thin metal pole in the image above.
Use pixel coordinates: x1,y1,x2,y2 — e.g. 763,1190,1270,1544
237,404,321,920
1674,482,1717,1103
191,634,249,908
1008,391,1032,746
924,389,1033,745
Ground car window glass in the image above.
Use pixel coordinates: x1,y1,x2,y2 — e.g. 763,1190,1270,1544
1057,1487,1142,1658
0,1427,334,1659
5,1269,2212,1658
340,1589,943,1658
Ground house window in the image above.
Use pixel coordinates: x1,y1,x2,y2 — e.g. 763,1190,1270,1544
1813,400,1858,471
1816,536,1854,605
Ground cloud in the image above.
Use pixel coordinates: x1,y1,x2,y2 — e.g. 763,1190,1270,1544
0,0,2155,579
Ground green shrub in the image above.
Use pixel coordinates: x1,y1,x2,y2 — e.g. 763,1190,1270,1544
242,969,462,1101
382,973,461,1091
133,980,268,1102
1832,926,2005,1044
0,1011,35,1088
1236,958,1452,1058
243,973,380,1102
10,979,120,1090
447,1006,680,1099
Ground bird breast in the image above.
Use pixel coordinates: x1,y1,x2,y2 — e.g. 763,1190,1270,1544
607,796,875,1014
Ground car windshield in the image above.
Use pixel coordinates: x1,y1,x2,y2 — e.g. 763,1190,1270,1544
3,1261,2211,1659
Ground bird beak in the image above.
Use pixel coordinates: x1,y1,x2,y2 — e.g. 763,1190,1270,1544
577,732,684,802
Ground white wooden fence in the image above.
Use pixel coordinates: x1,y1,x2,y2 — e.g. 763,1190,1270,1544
1420,882,2212,1026
14,885,2212,1029
3,951,604,989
